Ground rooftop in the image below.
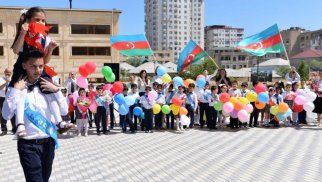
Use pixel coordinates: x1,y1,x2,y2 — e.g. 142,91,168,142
291,49,322,59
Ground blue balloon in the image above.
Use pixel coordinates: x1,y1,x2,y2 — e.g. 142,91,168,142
173,76,183,87
285,108,292,117
277,112,287,121
119,104,129,115
125,96,135,106
196,78,206,88
258,92,269,103
114,94,125,105
133,106,143,116
157,66,167,77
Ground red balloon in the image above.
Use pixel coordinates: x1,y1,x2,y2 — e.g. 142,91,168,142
79,65,89,77
219,93,230,103
293,103,304,112
112,81,123,94
85,61,96,74
255,83,267,94
172,96,183,106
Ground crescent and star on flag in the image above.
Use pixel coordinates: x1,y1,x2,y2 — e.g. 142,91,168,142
125,42,135,49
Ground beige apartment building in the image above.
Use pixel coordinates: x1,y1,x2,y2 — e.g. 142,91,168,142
0,6,121,84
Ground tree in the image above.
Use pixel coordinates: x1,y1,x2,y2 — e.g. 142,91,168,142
126,57,141,67
276,66,291,78
180,57,218,79
308,59,322,71
298,61,309,81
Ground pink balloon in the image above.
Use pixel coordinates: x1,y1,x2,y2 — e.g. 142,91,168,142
295,89,305,96
238,109,248,122
197,74,205,79
148,90,158,100
222,111,230,117
243,104,254,113
230,110,238,118
255,83,267,94
103,84,113,91
294,95,306,105
76,76,88,88
223,102,234,113
89,102,97,113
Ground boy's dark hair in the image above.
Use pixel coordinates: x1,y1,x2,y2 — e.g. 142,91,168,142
145,85,152,91
96,85,103,90
157,84,163,89
231,80,238,85
211,86,217,91
153,82,158,86
123,85,129,91
61,88,67,94
252,81,259,87
131,83,138,89
168,84,174,89
23,49,44,62
188,83,195,88
78,88,85,95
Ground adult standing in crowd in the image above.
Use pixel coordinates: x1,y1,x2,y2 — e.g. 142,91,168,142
64,72,77,95
203,69,217,82
285,66,300,83
0,68,16,135
215,68,231,93
137,70,150,97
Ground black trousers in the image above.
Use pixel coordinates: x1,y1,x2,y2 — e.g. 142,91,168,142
199,102,211,128
120,113,134,132
18,138,55,182
0,97,16,133
143,108,153,131
95,106,107,133
154,112,163,129
230,117,239,129
249,102,259,127
185,104,195,128
166,110,175,129
109,103,115,129
209,107,218,129
129,104,139,131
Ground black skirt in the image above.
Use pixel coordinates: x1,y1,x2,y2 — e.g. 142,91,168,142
312,96,322,113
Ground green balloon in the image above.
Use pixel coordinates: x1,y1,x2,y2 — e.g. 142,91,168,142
161,105,171,114
105,73,115,82
101,66,112,77
214,101,223,111
140,112,145,119
270,106,279,115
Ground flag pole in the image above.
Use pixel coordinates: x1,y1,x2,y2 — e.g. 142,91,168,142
207,54,220,69
278,28,290,61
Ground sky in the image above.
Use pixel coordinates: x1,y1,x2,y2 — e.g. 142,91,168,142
0,0,321,36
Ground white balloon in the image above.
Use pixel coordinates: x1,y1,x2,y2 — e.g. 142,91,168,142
180,115,190,126
305,91,317,102
303,102,315,112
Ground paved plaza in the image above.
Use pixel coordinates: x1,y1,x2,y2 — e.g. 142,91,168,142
1,122,322,182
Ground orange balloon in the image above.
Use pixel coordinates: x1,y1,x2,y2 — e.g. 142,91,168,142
234,101,244,111
179,107,188,115
255,101,265,109
278,103,289,112
184,79,195,88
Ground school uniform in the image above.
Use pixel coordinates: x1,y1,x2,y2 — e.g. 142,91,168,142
185,91,198,128
165,90,175,129
197,88,211,128
128,91,140,131
140,94,155,132
154,92,165,129
120,94,135,133
208,93,219,129
229,88,241,129
95,93,111,134
271,94,284,126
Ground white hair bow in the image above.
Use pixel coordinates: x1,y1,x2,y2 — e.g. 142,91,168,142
20,9,28,15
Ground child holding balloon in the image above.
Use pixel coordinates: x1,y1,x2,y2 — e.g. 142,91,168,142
282,82,295,126
165,84,175,129
173,85,186,131
128,83,140,131
140,86,155,133
218,84,229,128
120,85,135,133
208,86,219,129
186,83,198,129
154,84,166,130
76,88,90,137
229,80,241,129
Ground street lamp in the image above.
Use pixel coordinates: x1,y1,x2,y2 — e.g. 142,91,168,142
69,0,72,9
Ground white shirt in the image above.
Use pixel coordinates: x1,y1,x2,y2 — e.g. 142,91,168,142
2,86,68,140
128,91,140,105
0,76,9,98
285,72,300,83
64,78,77,94
155,92,166,105
197,89,210,103
137,78,150,93
208,93,219,107
140,94,155,109
186,92,198,110
228,88,241,97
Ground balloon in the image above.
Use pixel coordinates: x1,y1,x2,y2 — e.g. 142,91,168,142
162,105,171,114
278,103,289,112
230,97,238,104
148,90,158,100
234,101,244,111
258,92,269,103
119,104,129,115
255,83,267,94
172,96,183,106
303,102,315,112
214,101,223,111
230,110,238,118
114,94,125,105
243,104,254,113
76,76,88,88
295,89,305,96
196,78,206,88
223,102,234,113
246,91,258,102
85,61,96,74
180,115,190,126
294,95,306,105
173,76,183,87
196,74,205,79
179,107,188,115
255,101,265,109
101,66,113,77
125,96,135,106
156,66,167,77
152,104,161,114
140,112,145,119
161,74,172,84
112,81,123,94
285,108,293,117
305,91,317,102
219,93,230,103
184,79,195,88
133,107,143,116
222,110,230,117
270,105,279,115
293,104,304,112
170,104,180,115
88,102,97,113
72,91,79,102
239,97,249,105
276,112,287,121
105,73,116,83
238,109,248,122
79,65,89,77
103,84,113,91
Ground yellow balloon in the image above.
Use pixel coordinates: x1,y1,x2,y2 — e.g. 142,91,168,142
239,97,249,105
152,104,161,114
161,74,172,84
246,91,258,102
230,97,238,104
170,104,180,115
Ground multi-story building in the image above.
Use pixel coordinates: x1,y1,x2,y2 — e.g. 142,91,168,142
144,0,205,60
0,7,121,84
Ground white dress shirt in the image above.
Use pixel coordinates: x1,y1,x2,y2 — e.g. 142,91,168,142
64,78,77,95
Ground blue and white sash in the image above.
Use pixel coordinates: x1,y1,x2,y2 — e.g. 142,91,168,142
187,93,195,109
166,91,174,104
95,95,109,110
24,98,59,149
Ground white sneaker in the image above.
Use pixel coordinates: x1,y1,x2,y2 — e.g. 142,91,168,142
85,133,88,137
180,127,185,132
78,133,81,137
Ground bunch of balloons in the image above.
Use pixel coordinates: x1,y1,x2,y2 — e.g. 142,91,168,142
77,61,97,88
269,102,291,121
101,66,116,82
156,66,172,84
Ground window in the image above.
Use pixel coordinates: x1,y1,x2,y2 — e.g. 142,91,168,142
0,23,2,33
48,24,59,34
71,24,111,34
72,47,111,56
0,46,3,56
52,47,59,56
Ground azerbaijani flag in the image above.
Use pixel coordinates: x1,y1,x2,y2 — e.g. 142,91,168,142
236,24,285,56
177,40,208,74
110,34,153,56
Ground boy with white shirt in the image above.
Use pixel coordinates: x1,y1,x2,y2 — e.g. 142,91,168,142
197,82,211,128
228,80,241,129
185,83,198,128
140,86,155,133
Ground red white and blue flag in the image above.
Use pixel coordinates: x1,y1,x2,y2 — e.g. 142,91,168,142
110,34,153,56
177,40,208,74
